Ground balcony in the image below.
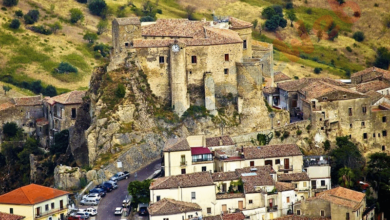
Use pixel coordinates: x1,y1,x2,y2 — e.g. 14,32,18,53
303,156,330,167
35,206,67,219
267,206,278,212
192,158,213,163
180,161,187,167
278,165,293,171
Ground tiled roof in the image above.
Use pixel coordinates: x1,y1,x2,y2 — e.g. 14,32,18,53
114,17,140,25
277,78,346,92
211,171,239,182
241,168,275,193
222,213,245,220
351,66,390,78
299,81,364,100
150,172,213,190
203,215,223,220
0,184,69,205
274,216,331,220
0,102,15,110
379,102,390,110
275,182,295,192
12,95,42,106
163,138,190,152
206,136,235,148
365,90,384,104
356,80,390,93
148,198,201,216
274,72,291,82
47,91,85,105
142,19,207,37
229,17,253,29
36,118,49,126
277,172,310,181
235,165,276,175
0,212,25,220
315,187,365,210
243,144,302,159
191,147,211,155
263,87,278,94
216,193,245,200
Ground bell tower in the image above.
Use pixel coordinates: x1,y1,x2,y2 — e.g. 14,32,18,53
112,17,141,55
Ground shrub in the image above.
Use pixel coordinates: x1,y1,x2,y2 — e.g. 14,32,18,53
265,15,286,31
296,130,302,135
97,20,108,35
346,46,352,52
31,80,42,94
24,9,39,24
283,131,290,139
69,8,84,23
305,8,312,14
15,10,23,17
353,11,360,17
306,124,312,131
140,16,154,22
1,6,6,10
374,47,390,70
156,9,162,14
324,140,331,151
3,0,18,7
262,6,276,19
83,32,98,43
352,31,365,42
3,122,18,137
115,83,126,98
42,85,57,96
275,130,281,137
9,19,20,29
49,21,62,34
314,67,322,74
93,43,110,57
374,3,379,7
56,62,78,73
88,0,107,17
76,0,87,3
31,25,52,35
285,2,293,9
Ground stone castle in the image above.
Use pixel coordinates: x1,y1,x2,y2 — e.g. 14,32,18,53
108,17,275,116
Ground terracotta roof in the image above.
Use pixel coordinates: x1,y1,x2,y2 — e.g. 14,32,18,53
380,102,390,110
191,147,211,155
212,171,239,182
263,87,278,94
206,136,235,148
229,17,252,29
235,165,276,175
150,172,214,190
275,182,295,192
0,212,25,220
240,168,275,193
35,118,49,126
222,213,245,220
47,91,85,105
243,144,302,159
142,19,207,37
12,95,42,106
274,72,291,82
163,138,190,152
114,17,140,25
0,184,69,205
315,187,365,210
299,81,364,100
277,172,310,182
0,102,15,111
356,80,390,93
216,193,245,200
365,90,384,104
274,216,331,220
351,66,390,79
277,78,346,92
148,198,201,216
204,216,223,220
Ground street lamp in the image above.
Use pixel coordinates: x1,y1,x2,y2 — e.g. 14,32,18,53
269,112,276,129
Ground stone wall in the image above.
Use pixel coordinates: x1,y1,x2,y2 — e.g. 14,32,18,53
233,28,252,59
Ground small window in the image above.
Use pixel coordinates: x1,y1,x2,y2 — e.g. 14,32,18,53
189,71,192,74
275,159,280,164
249,200,253,204
321,180,325,186
348,108,352,116
383,116,387,122
373,133,376,138
191,56,197,64
346,213,350,220
191,192,196,200
51,202,54,209
322,97,327,101
321,210,325,216
224,68,229,75
157,196,161,201
382,146,386,151
287,197,290,203
225,54,229,61
202,166,206,172
181,169,186,174
312,101,316,108
10,208,13,214
378,133,381,137
297,210,301,215
343,95,347,99
71,108,76,119
45,204,49,211
363,133,367,139
250,161,254,166
350,124,352,128
294,183,298,188
163,218,169,220
361,121,365,127
383,130,387,137
188,215,193,218
243,40,247,49
159,56,165,63
362,106,367,114
125,42,129,47
321,127,324,130
207,207,212,214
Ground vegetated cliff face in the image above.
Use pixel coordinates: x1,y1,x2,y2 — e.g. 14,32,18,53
69,54,289,172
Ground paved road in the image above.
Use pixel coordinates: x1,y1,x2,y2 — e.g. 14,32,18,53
96,159,161,220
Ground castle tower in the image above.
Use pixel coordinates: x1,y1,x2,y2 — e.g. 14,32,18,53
112,17,141,55
169,42,189,116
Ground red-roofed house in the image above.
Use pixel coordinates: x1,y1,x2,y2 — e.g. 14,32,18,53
0,184,69,220
0,212,25,220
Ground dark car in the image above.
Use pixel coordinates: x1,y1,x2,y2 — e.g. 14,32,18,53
90,188,106,197
138,207,148,216
96,183,113,192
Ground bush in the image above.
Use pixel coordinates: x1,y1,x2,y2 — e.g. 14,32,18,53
285,2,293,9
374,47,390,70
31,80,42,94
42,85,57,96
88,0,107,17
156,8,162,14
306,8,312,14
262,6,276,19
314,67,322,74
3,122,18,137
1,6,5,10
3,0,18,7
275,130,281,137
69,8,84,23
14,10,23,17
56,62,78,73
306,124,312,131
9,19,20,29
24,9,39,24
346,46,352,52
140,16,154,22
76,0,87,3
31,25,52,35
265,15,286,31
353,11,360,17
352,31,365,42
283,131,290,139
374,3,379,7
324,140,331,151
296,130,302,135
83,32,98,43
93,43,110,57
115,83,126,98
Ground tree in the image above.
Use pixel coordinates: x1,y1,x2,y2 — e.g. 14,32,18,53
88,0,107,17
97,20,108,35
43,85,57,96
83,32,98,43
69,8,84,24
31,80,42,94
285,2,293,9
115,83,126,98
128,179,152,206
185,5,196,20
2,122,18,138
279,17,287,28
272,5,283,17
9,19,20,29
338,167,355,188
50,130,69,156
2,85,12,95
374,47,390,70
14,10,23,18
262,6,276,19
140,16,154,22
314,67,322,74
286,9,296,27
352,31,365,42
337,0,345,5
49,21,62,34
24,9,39,24
316,30,323,42
252,19,258,29
56,62,78,73
265,15,286,31
2,0,18,7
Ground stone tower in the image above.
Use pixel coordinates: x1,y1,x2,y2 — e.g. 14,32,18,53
169,42,189,116
112,17,141,55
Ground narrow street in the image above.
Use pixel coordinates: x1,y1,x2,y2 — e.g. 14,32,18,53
96,159,161,220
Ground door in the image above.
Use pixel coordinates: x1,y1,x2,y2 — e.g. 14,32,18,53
181,169,186,174
265,160,272,166
222,183,227,192
36,207,40,216
60,200,63,209
269,199,273,208
222,205,227,213
250,161,254,166
284,158,289,169
238,201,243,210
311,180,317,189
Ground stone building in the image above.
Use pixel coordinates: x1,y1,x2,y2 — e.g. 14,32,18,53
109,17,274,116
351,67,390,85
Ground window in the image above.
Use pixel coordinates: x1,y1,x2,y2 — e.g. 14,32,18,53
163,218,169,220
191,192,196,200
311,180,317,189
225,54,229,61
321,127,324,130
378,133,381,137
250,161,254,166
181,155,185,165
343,95,347,99
275,159,280,164
383,130,387,137
383,116,387,122
312,101,316,108
373,133,376,137
363,133,367,139
350,124,352,128
348,108,352,116
157,196,161,201
60,200,63,209
224,68,229,75
321,180,325,186
286,197,290,203
362,106,367,114
346,213,350,220
207,207,212,214
71,108,76,119
243,40,247,49
303,182,307,187
322,97,327,101
10,208,13,214
188,215,193,218
125,43,129,47
321,210,325,216
361,121,365,127
45,204,49,211
383,146,386,151
191,56,197,64
202,166,206,172
51,202,54,209
181,169,186,174
249,200,253,204
294,183,298,188
159,56,165,63
297,210,301,215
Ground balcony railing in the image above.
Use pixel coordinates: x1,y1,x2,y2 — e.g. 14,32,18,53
192,158,213,163
267,206,278,212
278,165,293,171
35,206,67,219
180,161,187,166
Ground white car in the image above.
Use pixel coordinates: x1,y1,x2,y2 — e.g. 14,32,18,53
79,207,98,216
83,193,101,201
114,207,123,215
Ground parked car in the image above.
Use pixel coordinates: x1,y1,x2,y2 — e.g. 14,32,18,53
68,216,88,220
138,203,149,216
79,207,98,216
122,198,131,207
105,181,118,190
114,207,123,215
109,171,130,182
82,193,101,201
70,211,90,219
89,188,106,197
80,198,99,206
96,183,113,192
